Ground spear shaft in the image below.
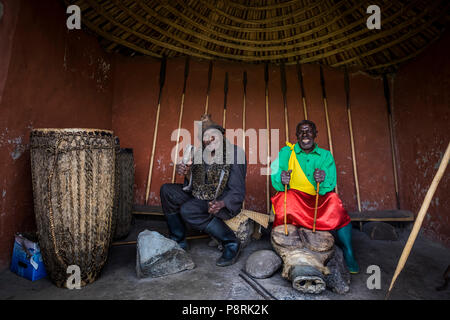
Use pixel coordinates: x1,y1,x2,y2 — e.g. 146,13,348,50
319,65,338,194
297,62,308,120
145,56,167,204
171,57,190,183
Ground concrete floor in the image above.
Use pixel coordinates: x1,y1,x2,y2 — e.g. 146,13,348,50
1,218,449,300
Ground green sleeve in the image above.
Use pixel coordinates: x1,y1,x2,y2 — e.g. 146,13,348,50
318,151,337,195
270,146,291,192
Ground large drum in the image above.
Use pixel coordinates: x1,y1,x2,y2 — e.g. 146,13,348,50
30,128,115,288
112,148,134,240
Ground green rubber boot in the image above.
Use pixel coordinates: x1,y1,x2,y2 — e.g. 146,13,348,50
336,223,359,274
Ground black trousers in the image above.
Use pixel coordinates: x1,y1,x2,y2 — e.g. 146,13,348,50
160,183,231,231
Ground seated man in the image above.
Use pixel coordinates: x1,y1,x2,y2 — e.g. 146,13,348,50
270,120,359,273
160,117,247,267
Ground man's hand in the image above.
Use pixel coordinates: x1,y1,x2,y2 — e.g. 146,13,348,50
176,162,192,176
314,168,326,183
281,170,292,185
208,200,225,214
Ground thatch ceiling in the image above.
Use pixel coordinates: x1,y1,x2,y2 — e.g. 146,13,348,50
65,0,450,74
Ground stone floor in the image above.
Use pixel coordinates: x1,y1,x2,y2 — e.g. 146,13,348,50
1,218,449,300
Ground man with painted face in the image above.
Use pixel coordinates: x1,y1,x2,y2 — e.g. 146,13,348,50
270,120,359,274
160,115,246,267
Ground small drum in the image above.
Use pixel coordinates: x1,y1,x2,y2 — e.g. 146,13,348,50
30,128,115,288
112,148,134,240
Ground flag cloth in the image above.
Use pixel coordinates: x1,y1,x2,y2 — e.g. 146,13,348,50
271,189,350,230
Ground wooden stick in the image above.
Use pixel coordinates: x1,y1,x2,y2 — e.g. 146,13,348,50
112,234,210,246
242,71,247,210
319,65,338,195
386,141,450,300
284,184,288,235
383,74,401,209
344,69,362,212
242,71,247,153
222,72,229,128
313,182,320,233
280,62,289,142
280,62,289,236
204,60,213,114
171,56,190,183
264,64,271,214
145,56,167,204
296,61,308,120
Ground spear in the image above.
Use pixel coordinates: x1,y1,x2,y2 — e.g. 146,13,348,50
344,68,362,212
204,60,213,114
264,64,271,215
242,71,247,210
280,62,289,236
319,65,338,194
222,72,229,128
145,56,167,204
171,56,190,183
386,141,450,299
280,62,289,142
296,62,308,120
383,74,401,209
242,71,247,152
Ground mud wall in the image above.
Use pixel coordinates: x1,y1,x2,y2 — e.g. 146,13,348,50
394,31,450,247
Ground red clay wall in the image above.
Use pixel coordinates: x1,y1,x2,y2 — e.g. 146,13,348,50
394,31,450,248
0,0,113,268
112,56,398,216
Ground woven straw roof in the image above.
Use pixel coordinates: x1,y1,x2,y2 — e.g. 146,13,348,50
65,0,450,74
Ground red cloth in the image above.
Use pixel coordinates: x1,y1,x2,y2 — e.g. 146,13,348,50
271,189,350,231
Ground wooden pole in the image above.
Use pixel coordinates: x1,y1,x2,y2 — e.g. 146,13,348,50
280,62,289,236
386,141,450,300
383,74,401,209
313,182,320,233
242,71,247,210
344,68,362,212
264,64,271,215
296,62,308,120
112,234,210,246
204,60,213,114
242,71,247,153
319,65,338,194
171,56,190,183
280,62,289,142
145,56,167,204
222,72,228,128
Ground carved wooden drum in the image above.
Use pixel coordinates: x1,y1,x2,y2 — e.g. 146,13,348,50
30,128,115,288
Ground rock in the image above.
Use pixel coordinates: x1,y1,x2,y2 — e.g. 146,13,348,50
245,250,282,279
363,221,398,241
325,246,350,294
136,230,195,278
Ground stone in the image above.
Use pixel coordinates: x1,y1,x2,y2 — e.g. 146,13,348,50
363,221,398,241
245,250,282,279
136,230,195,278
325,246,351,295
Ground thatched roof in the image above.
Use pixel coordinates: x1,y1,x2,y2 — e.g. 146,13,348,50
65,0,450,74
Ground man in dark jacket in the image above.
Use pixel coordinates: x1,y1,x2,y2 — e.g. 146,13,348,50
160,116,246,267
